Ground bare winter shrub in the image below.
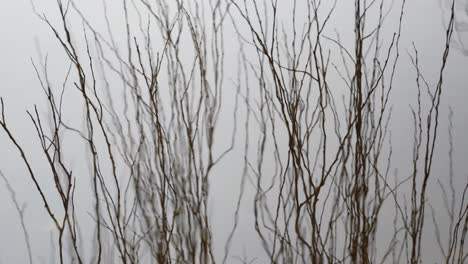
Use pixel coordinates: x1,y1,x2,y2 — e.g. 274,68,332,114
0,0,466,263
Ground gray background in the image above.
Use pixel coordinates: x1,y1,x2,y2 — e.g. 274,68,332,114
1,0,467,263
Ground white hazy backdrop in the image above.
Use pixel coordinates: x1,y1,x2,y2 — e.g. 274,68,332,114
1,0,468,263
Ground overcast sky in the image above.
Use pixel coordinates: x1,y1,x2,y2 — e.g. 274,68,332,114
1,0,468,263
